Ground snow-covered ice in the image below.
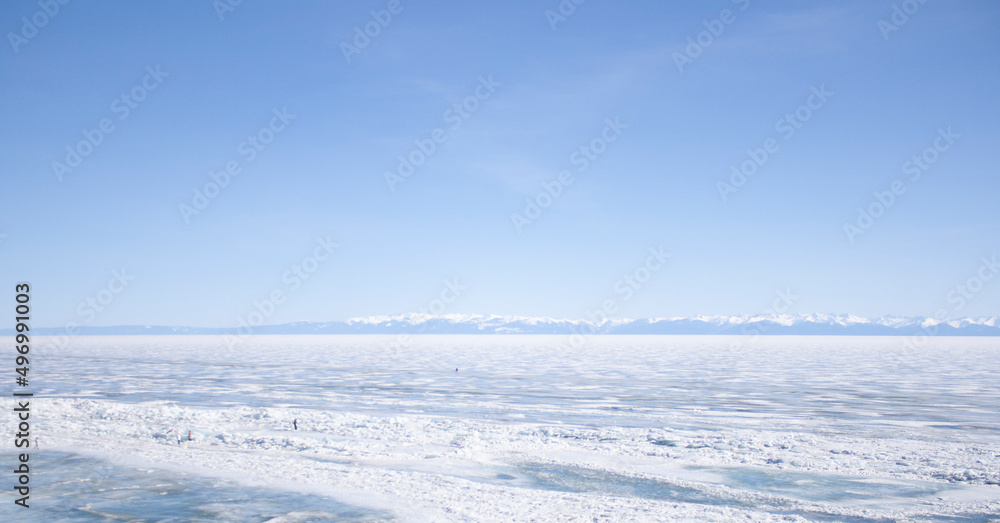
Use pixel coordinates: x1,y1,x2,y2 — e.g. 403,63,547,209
2,335,999,521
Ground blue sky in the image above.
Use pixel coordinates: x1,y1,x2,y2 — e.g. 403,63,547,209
2,0,998,327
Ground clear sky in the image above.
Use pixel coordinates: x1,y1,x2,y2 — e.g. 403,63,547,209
2,0,998,328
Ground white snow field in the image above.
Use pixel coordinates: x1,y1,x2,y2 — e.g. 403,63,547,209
2,335,999,522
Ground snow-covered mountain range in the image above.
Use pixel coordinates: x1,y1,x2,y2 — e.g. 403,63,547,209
8,313,1000,336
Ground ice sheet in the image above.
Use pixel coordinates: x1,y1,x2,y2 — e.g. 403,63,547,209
2,335,999,521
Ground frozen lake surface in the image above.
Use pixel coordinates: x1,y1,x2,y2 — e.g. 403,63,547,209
2,335,999,521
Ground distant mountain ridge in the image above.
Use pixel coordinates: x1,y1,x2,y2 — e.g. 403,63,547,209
5,313,1000,336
